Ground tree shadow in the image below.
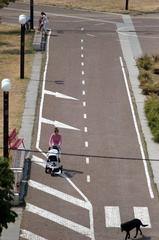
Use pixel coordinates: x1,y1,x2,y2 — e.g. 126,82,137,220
62,168,83,178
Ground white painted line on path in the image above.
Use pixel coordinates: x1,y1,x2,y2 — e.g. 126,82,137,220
83,113,87,119
81,39,84,43
133,207,151,228
81,54,84,58
82,70,85,75
87,175,90,183
85,141,88,147
82,90,86,95
36,31,51,151
65,177,95,240
41,118,80,131
83,101,86,107
44,90,79,100
120,56,154,199
82,80,85,85
20,229,47,240
29,180,90,210
26,203,92,239
84,127,88,132
81,62,84,66
86,34,96,37
81,27,84,31
86,157,89,164
105,206,121,228
81,46,84,50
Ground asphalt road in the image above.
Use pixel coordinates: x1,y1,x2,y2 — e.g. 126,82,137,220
1,3,159,240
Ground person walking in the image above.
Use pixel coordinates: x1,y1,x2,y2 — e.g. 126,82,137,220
49,127,62,149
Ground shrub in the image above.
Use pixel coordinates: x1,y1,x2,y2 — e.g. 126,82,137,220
145,94,159,142
137,54,153,71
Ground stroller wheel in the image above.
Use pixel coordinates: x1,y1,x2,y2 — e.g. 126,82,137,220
45,167,49,174
51,171,55,176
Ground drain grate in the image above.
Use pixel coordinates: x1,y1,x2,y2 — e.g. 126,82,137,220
54,80,64,84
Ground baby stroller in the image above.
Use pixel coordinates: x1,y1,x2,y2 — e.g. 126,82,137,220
45,146,63,176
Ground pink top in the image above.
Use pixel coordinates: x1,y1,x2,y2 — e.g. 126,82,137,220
49,133,62,147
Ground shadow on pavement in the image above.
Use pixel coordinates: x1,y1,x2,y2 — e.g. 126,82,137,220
63,169,83,178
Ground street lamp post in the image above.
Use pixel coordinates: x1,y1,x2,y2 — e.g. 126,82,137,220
1,79,11,159
30,0,34,29
125,0,129,10
19,14,27,79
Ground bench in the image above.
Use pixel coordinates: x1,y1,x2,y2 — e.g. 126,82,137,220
8,128,25,150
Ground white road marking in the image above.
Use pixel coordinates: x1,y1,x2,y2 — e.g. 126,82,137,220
84,127,88,132
105,206,121,228
82,90,86,95
82,70,85,75
86,157,89,164
133,207,151,228
20,229,47,240
85,141,88,147
82,80,85,85
81,62,84,66
29,180,90,210
26,203,92,239
81,39,84,43
36,31,51,151
81,46,84,50
120,56,154,199
41,118,80,130
87,175,90,183
83,113,87,119
65,177,95,240
31,155,46,167
83,101,86,107
86,34,96,37
44,90,79,100
81,54,84,58
81,27,84,31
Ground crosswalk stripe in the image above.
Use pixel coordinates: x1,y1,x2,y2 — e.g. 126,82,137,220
26,203,92,238
20,229,48,240
29,180,91,210
133,207,151,228
104,206,121,228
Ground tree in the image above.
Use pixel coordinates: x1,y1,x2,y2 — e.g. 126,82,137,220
0,157,17,235
0,0,15,8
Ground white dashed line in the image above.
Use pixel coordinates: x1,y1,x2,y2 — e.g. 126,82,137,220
81,46,84,50
82,70,85,75
87,175,90,183
86,157,89,164
85,141,88,147
83,101,86,107
82,80,85,85
81,54,84,58
84,127,88,132
83,113,87,119
81,27,84,31
105,206,121,228
81,39,84,43
82,90,86,95
81,62,84,66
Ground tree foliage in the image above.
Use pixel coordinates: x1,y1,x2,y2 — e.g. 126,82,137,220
0,157,17,234
0,0,15,8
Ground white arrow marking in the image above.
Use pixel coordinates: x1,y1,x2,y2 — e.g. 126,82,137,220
41,118,80,130
29,180,91,210
44,90,79,100
20,229,48,240
26,203,92,238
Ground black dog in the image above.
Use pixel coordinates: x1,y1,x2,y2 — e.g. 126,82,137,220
121,218,148,240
